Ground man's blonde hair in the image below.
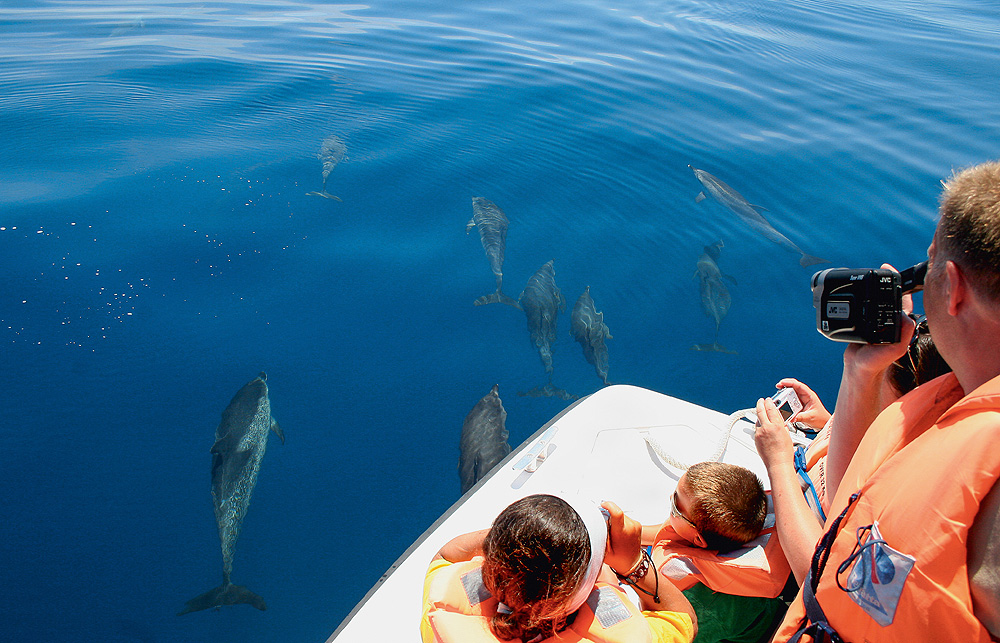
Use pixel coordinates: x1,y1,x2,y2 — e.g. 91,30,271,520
938,160,1000,303
684,462,767,552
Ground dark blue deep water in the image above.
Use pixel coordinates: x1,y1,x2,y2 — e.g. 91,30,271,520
2,1,998,641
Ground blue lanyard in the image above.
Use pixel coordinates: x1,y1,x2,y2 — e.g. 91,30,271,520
794,445,827,523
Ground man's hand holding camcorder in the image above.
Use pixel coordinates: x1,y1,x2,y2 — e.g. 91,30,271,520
842,263,917,378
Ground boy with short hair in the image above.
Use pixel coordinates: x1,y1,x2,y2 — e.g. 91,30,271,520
644,462,787,643
673,461,767,552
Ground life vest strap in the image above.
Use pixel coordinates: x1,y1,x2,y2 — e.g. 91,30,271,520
788,492,862,643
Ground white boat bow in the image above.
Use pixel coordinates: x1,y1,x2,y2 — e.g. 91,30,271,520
327,384,772,642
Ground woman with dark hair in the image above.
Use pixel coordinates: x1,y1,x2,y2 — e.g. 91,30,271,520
420,493,696,643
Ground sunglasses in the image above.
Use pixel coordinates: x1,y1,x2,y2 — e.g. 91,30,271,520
670,491,698,532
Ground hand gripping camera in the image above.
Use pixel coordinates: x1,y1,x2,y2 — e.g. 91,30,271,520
812,261,927,344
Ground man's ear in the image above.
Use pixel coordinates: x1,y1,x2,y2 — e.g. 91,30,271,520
945,261,966,316
692,532,707,548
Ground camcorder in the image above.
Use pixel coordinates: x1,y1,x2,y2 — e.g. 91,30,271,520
812,261,927,344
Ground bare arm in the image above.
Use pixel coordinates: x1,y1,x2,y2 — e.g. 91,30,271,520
431,529,490,563
824,355,893,501
826,266,915,501
603,501,697,635
641,522,665,547
754,397,824,584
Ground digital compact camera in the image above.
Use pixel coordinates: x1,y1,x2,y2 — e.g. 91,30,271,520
746,387,803,427
811,261,927,344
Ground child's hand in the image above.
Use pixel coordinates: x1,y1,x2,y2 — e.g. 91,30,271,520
601,500,642,576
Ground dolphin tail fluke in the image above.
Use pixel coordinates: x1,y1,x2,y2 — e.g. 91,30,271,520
695,191,707,203
178,582,267,615
474,292,522,309
799,254,829,267
690,342,738,355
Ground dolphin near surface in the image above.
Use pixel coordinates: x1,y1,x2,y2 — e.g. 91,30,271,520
467,197,521,309
179,372,284,615
691,240,738,354
306,135,346,201
458,384,512,494
689,165,828,267
517,260,574,400
570,286,612,385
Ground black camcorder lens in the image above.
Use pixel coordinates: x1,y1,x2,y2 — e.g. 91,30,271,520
899,260,927,294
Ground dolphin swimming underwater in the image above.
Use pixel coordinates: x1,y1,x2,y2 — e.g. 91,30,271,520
691,240,738,354
689,165,827,267
517,260,573,399
458,384,512,494
570,286,612,385
467,197,521,309
179,372,284,615
306,135,346,201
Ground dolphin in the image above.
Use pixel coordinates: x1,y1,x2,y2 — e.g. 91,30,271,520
570,286,612,385
691,240,738,354
458,384,512,494
467,197,521,309
517,384,578,401
689,165,827,267
179,372,284,615
518,260,573,398
307,135,346,201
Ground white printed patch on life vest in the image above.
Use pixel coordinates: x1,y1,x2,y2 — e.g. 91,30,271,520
843,521,915,627
587,587,631,628
660,556,700,581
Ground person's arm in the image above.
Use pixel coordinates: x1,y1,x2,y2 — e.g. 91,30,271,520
825,265,916,501
431,529,490,563
602,501,697,635
754,397,824,585
641,522,665,547
968,478,1000,639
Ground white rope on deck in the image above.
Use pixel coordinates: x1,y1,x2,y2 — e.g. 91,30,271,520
641,408,756,471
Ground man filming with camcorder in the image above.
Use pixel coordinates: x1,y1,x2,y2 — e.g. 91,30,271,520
757,160,1000,643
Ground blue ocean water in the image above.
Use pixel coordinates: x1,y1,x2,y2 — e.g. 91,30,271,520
2,1,998,641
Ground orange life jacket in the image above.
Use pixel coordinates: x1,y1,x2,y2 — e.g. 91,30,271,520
652,493,791,598
773,372,1000,643
423,558,655,643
